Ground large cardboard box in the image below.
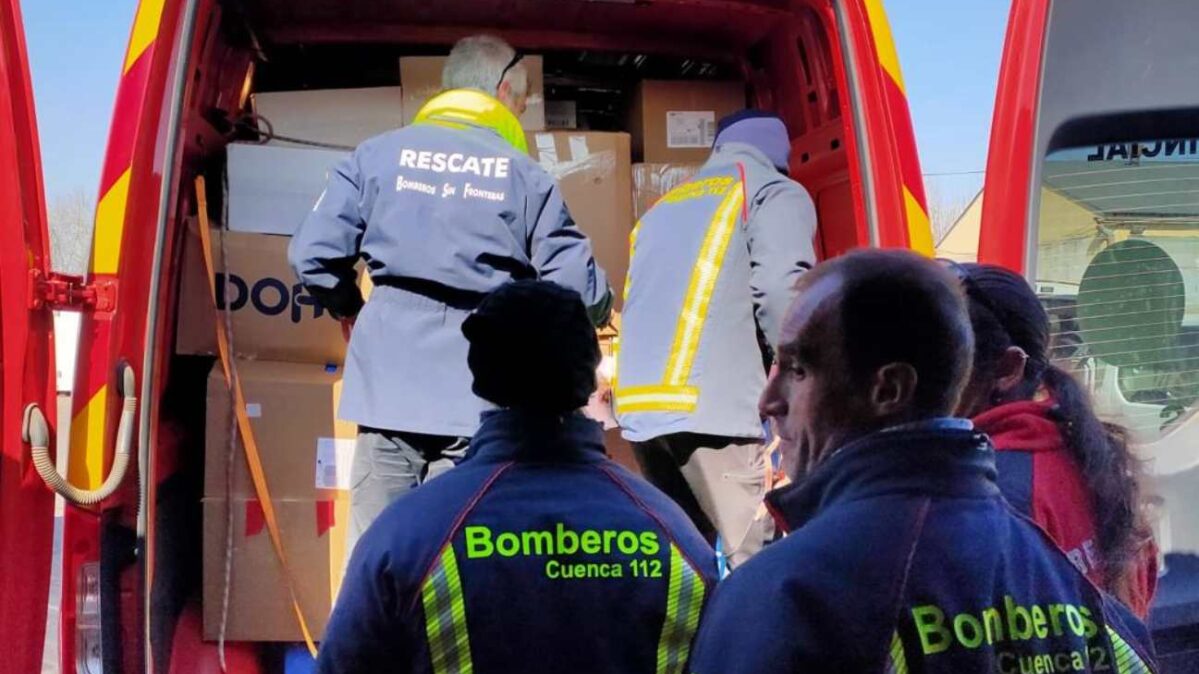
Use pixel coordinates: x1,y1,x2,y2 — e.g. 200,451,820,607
629,80,745,163
251,87,403,149
632,162,703,221
526,131,634,305
400,55,545,131
175,225,348,364
202,360,355,641
226,143,349,236
203,360,356,501
202,497,349,641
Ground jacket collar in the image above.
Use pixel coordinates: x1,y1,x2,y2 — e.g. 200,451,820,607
467,409,607,464
413,89,528,154
973,399,1065,454
766,423,998,533
705,142,779,175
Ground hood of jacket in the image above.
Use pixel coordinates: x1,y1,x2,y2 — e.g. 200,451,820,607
414,88,528,154
973,398,1066,454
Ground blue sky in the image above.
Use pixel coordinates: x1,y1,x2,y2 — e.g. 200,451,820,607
26,0,1007,209
26,0,138,201
887,0,1010,210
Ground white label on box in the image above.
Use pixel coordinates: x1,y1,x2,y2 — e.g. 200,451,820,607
315,437,357,490
666,111,717,149
534,133,559,171
245,403,262,418
568,135,591,161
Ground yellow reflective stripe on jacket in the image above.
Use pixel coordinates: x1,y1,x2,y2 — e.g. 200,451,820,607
413,89,528,154
614,385,699,414
886,631,909,674
421,545,474,674
624,220,642,305
1106,626,1151,674
663,185,745,386
655,544,706,674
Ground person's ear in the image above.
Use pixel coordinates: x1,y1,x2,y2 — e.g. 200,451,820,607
871,363,918,416
993,346,1029,395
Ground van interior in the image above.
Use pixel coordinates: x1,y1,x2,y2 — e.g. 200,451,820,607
134,0,864,670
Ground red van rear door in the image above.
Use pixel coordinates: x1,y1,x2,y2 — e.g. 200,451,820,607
0,0,58,671
979,0,1199,646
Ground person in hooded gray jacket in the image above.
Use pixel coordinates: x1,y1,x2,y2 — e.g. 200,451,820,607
614,110,816,568
290,35,612,553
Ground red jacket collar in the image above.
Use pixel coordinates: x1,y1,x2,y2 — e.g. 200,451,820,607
972,399,1065,453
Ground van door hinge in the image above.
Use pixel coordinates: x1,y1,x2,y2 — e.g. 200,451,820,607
29,269,117,313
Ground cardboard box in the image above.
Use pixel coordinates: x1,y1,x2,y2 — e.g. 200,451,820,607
202,359,355,641
202,496,349,641
526,131,633,305
629,80,745,163
175,225,348,364
203,360,356,501
251,87,403,149
400,55,545,131
226,143,349,236
632,162,703,221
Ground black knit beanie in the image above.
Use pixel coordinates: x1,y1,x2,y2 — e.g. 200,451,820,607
463,280,601,415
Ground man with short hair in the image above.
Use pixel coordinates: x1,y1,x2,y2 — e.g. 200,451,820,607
615,110,817,567
291,35,613,551
318,281,714,674
688,250,1157,673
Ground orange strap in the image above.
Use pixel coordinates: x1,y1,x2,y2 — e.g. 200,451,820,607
195,176,319,655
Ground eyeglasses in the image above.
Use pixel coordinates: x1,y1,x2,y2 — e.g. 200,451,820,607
498,51,524,91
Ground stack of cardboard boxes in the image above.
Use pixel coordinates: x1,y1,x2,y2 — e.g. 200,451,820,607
189,55,744,642
179,142,359,641
628,80,744,221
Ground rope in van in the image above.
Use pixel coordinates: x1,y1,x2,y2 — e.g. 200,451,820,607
234,113,357,152
195,176,320,661
217,177,239,666
216,172,240,673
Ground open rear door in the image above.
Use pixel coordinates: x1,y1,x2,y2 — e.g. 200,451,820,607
0,0,58,672
980,0,1199,658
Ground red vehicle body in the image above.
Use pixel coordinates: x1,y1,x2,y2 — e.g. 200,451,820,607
1,0,934,672
979,1,1199,668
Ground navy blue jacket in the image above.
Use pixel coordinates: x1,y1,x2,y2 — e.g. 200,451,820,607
318,410,717,674
689,424,1157,673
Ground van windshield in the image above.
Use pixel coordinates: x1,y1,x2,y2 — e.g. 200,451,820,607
1034,139,1199,443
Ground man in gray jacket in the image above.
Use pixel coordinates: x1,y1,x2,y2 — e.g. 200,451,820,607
615,110,816,568
290,35,613,550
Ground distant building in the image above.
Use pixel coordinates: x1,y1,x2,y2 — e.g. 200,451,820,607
935,190,983,262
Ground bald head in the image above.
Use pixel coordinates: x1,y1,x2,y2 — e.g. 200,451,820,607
761,249,974,478
798,249,974,415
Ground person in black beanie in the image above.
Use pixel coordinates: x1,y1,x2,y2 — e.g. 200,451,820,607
464,279,602,416
319,280,716,674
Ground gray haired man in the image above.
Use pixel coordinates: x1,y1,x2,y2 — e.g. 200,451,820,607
290,35,613,551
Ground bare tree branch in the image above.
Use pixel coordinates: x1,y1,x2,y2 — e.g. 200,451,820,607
47,187,94,276
926,182,976,245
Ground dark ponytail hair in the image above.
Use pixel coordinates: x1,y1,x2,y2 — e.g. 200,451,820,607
960,264,1151,598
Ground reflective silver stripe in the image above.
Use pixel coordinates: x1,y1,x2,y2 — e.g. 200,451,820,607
422,546,473,674
886,631,908,674
655,544,706,674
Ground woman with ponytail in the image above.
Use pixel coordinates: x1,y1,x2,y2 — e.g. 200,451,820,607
949,262,1158,618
